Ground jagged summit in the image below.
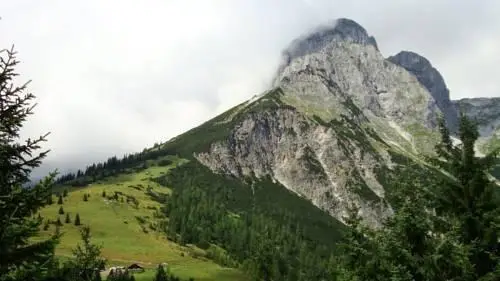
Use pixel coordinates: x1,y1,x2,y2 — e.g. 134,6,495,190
388,51,459,131
279,18,378,66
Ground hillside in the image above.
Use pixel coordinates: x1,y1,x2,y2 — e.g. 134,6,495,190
42,18,500,281
38,157,247,281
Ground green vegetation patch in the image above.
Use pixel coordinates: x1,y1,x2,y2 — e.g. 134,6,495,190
161,87,295,158
39,163,247,281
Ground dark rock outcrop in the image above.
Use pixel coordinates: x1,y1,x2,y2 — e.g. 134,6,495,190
388,51,459,132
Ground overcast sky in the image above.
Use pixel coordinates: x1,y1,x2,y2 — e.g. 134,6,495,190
1,0,499,177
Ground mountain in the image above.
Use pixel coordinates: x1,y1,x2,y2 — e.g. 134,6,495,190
388,51,459,132
194,18,446,227
453,97,500,157
43,18,500,280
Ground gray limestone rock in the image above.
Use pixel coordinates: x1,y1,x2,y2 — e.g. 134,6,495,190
388,51,459,132
192,18,466,227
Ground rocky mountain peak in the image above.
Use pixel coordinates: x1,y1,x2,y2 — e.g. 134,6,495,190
388,51,459,131
279,18,378,67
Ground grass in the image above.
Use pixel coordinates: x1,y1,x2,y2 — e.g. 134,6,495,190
125,267,244,281
36,159,248,281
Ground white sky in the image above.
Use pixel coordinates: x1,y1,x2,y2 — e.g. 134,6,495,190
1,0,499,176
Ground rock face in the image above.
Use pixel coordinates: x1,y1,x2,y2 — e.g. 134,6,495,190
388,51,459,132
278,18,378,72
452,98,500,155
193,18,449,227
453,97,500,137
197,102,393,227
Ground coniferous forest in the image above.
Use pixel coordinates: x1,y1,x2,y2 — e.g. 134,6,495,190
1,40,499,281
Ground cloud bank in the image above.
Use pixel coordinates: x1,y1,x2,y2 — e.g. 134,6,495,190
0,0,499,177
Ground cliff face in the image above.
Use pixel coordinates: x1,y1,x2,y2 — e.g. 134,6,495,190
388,52,500,155
453,98,500,155
191,18,448,227
388,51,459,132
196,96,393,227
161,17,499,227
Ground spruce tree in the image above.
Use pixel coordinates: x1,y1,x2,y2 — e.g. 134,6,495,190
0,46,59,279
337,114,499,281
58,206,65,215
67,226,107,281
65,213,71,224
57,194,64,204
431,113,500,279
56,217,62,227
102,190,106,198
75,213,81,226
83,193,88,201
63,189,68,197
153,264,168,281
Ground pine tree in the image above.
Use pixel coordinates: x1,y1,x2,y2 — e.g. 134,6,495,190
75,213,81,226
47,195,54,205
67,226,107,281
56,217,63,227
58,206,65,215
0,46,59,279
153,264,168,281
83,193,88,201
431,113,500,279
102,190,106,198
63,189,68,197
57,194,64,204
336,114,499,281
65,213,71,224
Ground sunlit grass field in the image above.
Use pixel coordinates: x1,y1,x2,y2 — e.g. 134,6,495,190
36,157,247,281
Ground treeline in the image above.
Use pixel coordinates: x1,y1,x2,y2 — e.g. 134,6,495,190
155,161,341,281
54,144,173,186
335,115,500,281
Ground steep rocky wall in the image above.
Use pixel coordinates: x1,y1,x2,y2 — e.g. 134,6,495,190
454,97,500,137
196,107,393,227
194,18,452,227
388,51,459,132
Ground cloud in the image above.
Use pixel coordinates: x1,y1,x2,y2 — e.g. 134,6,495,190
0,0,499,177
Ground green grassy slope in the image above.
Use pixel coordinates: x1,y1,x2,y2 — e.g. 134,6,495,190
38,159,247,281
